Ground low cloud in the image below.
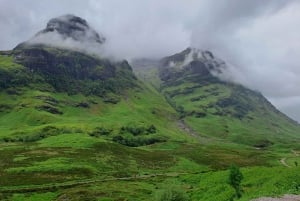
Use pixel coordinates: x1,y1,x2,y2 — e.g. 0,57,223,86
189,0,300,122
0,0,299,121
27,30,104,56
25,14,108,59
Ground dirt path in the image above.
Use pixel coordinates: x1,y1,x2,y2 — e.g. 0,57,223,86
280,149,300,167
124,93,133,109
280,158,291,167
177,119,212,144
292,149,299,156
252,195,300,201
177,119,199,138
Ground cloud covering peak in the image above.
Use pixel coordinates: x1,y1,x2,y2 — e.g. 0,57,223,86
0,0,300,122
38,14,105,44
24,14,106,56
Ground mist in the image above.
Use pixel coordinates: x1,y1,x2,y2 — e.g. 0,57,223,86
0,0,300,122
189,0,300,122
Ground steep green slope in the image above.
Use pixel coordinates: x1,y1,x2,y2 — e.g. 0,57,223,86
155,48,300,148
11,44,137,97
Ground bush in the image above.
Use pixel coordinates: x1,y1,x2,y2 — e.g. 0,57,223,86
2,126,70,142
228,165,243,198
156,185,190,201
120,125,157,136
112,135,165,147
89,127,112,137
146,125,157,134
113,124,160,146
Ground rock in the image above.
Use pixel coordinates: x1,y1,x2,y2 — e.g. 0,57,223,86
75,102,90,108
35,14,105,44
251,195,300,201
158,47,227,82
36,105,63,115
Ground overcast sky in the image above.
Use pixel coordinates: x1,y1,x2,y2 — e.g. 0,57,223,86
0,0,300,122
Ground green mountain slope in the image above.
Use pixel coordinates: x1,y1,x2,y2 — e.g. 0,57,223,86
156,48,300,148
1,15,300,201
0,48,188,145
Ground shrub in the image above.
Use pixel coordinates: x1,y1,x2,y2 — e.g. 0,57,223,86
228,165,243,198
156,185,190,201
120,125,157,136
3,126,70,142
89,127,112,137
146,125,157,134
112,135,165,147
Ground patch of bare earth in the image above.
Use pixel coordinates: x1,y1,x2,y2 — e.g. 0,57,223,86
252,195,300,201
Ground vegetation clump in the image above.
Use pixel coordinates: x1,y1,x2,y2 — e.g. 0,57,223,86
89,127,112,137
228,165,243,199
156,184,190,201
112,124,165,146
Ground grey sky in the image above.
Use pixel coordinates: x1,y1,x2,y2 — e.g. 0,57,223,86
0,0,300,122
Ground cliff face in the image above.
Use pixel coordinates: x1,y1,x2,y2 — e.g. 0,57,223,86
159,48,225,82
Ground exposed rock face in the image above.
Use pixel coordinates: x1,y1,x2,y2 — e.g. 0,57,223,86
11,45,137,95
13,47,115,81
8,15,137,96
159,47,226,82
35,14,105,44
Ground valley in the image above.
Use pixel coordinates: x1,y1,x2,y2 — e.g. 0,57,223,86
0,15,300,201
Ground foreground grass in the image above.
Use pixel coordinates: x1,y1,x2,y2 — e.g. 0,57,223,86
1,165,300,201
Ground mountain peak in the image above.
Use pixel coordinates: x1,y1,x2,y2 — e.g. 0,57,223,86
15,14,106,52
35,14,105,44
159,47,226,82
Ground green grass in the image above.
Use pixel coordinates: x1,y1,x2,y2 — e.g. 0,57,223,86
12,192,57,201
38,133,103,148
0,55,23,69
6,157,96,174
0,84,190,144
162,165,300,201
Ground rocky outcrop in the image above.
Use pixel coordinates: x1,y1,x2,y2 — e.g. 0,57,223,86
158,47,225,82
35,14,105,44
13,46,115,81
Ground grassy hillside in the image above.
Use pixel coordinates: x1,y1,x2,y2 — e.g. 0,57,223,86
160,75,300,148
0,48,300,200
156,48,300,149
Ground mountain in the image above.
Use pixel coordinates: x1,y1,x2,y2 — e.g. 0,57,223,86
21,14,105,48
7,15,134,97
35,14,105,44
148,47,300,147
0,15,188,147
1,15,300,201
